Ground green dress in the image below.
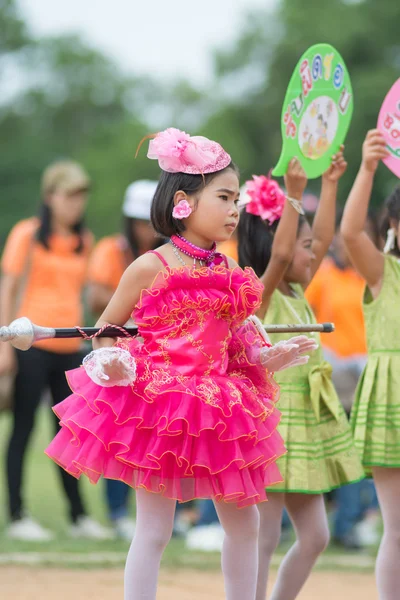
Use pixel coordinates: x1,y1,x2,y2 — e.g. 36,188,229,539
351,255,400,471
264,285,365,493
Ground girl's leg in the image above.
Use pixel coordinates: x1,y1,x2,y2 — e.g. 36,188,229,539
124,489,176,600
269,493,330,600
256,493,285,600
214,500,260,600
373,467,400,600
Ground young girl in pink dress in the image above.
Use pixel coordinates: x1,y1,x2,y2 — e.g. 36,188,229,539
46,128,315,600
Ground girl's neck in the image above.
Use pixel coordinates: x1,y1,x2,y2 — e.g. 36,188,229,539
51,221,74,237
179,230,214,250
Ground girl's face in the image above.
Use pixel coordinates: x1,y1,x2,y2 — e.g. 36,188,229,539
178,169,240,245
47,188,88,228
283,221,315,286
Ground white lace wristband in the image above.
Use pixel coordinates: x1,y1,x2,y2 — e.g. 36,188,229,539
83,347,137,387
248,315,271,345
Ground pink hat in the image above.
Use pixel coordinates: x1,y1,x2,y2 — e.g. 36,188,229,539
138,128,231,175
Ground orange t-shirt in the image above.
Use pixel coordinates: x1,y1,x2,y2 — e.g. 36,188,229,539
218,239,238,262
88,235,132,291
1,218,93,353
305,257,366,358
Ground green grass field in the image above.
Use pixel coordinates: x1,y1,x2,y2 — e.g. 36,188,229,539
0,404,377,571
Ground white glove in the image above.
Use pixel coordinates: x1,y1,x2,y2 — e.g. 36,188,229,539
83,347,137,387
260,336,318,372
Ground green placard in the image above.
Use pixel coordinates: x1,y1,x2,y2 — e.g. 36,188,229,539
273,43,353,179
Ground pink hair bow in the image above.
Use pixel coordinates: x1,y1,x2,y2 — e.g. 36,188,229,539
245,174,285,225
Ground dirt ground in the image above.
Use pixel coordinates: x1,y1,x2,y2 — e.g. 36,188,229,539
1,566,377,599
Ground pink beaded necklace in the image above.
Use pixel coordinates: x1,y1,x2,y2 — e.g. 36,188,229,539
170,235,224,267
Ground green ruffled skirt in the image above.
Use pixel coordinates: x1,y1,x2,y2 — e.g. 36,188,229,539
268,362,365,493
351,351,400,472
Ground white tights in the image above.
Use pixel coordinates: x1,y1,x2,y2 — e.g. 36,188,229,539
256,493,330,600
373,467,400,600
124,489,260,600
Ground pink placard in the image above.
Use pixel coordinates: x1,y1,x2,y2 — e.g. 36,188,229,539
377,78,400,178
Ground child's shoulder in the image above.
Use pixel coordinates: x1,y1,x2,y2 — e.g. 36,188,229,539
122,251,166,290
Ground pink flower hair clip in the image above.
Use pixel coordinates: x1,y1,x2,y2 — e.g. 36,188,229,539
172,199,192,219
244,174,286,225
136,127,231,175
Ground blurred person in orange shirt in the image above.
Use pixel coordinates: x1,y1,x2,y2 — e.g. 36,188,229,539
87,180,163,540
0,161,113,542
306,211,381,550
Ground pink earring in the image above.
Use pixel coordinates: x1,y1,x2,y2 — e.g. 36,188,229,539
172,199,192,219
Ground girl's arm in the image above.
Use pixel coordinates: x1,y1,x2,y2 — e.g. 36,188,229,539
340,130,389,296
92,253,162,349
308,147,347,282
258,158,308,315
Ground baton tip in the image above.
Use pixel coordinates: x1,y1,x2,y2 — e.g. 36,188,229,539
322,322,335,333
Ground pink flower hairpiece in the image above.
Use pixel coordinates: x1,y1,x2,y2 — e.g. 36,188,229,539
244,174,286,225
136,127,231,175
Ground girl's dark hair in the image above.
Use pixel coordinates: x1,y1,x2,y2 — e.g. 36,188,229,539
335,209,380,248
36,203,86,253
123,216,164,257
238,210,307,278
380,186,400,257
151,162,239,238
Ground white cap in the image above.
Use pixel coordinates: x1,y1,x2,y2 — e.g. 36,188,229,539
122,180,158,220
238,183,251,210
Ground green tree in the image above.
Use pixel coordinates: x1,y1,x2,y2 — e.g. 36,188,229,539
76,119,160,238
208,0,399,205
0,0,29,58
0,31,134,244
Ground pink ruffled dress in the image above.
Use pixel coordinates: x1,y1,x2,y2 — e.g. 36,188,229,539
46,255,286,507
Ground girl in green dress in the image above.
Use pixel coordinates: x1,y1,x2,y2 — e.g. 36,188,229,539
238,150,365,600
341,129,398,600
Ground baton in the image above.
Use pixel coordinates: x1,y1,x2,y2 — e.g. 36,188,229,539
0,317,334,351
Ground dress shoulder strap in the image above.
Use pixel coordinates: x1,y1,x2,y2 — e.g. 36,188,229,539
148,250,169,268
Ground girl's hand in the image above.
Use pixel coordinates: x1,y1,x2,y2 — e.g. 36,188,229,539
322,145,347,182
260,336,318,372
361,129,390,174
284,157,308,200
